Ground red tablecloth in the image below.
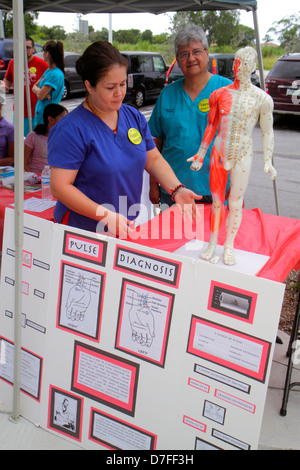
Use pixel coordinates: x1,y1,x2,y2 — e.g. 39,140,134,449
1,192,299,284
0,187,55,251
126,204,300,283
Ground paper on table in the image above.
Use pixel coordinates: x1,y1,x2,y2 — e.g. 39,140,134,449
10,197,56,212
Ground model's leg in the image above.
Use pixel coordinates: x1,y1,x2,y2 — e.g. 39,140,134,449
201,148,228,260
223,165,251,265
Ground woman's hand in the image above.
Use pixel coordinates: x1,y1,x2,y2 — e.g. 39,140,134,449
98,208,135,239
174,188,202,221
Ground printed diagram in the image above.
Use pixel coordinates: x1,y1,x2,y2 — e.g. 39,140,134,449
116,280,174,367
57,262,105,340
65,275,92,321
129,291,155,348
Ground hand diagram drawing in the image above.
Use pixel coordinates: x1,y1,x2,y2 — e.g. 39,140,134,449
128,291,155,348
65,274,91,321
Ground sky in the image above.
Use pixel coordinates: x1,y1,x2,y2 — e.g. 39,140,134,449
36,1,299,41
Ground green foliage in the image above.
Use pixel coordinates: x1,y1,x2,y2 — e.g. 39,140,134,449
264,13,300,49
3,10,39,38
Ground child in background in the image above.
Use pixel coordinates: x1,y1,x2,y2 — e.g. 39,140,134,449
24,103,67,174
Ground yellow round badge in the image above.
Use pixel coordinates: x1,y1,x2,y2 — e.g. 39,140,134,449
198,99,210,113
128,128,142,145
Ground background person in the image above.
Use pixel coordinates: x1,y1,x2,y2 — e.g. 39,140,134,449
3,36,48,137
47,41,201,239
148,24,232,208
32,40,65,127
24,103,68,174
0,100,14,166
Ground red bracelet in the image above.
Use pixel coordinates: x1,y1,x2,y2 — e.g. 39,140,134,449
171,184,186,200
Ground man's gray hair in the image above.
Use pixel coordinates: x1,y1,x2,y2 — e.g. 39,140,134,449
175,24,209,56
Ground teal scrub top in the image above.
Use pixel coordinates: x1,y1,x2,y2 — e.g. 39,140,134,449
148,74,232,197
34,67,64,126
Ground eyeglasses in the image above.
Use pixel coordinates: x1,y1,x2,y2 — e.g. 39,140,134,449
26,46,33,50
177,49,207,60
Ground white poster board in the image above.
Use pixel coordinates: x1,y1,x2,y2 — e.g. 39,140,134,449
0,209,285,450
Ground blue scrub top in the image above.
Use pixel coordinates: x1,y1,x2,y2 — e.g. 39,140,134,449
148,74,232,197
34,67,64,126
48,103,155,232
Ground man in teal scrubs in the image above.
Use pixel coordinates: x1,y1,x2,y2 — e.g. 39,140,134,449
149,24,231,207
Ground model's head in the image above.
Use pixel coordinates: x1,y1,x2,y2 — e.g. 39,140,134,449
76,41,129,89
234,46,257,79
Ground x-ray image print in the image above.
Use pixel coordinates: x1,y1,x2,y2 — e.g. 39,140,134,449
211,285,252,320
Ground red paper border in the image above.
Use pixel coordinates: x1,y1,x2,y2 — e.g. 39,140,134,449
89,408,157,450
71,341,139,416
114,245,181,288
63,231,107,266
115,279,174,367
56,261,105,342
48,385,83,442
208,281,257,324
187,316,271,383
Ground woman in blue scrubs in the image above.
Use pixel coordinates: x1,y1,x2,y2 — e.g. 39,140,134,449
149,24,232,208
48,42,201,238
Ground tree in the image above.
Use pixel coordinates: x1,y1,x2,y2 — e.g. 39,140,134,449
232,24,255,48
3,10,39,37
141,29,153,43
265,13,300,49
38,25,66,41
170,10,240,47
113,29,141,44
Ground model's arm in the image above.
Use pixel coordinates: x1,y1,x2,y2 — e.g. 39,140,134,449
50,167,134,238
260,94,277,180
187,92,220,171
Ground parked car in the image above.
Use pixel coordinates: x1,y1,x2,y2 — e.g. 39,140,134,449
36,51,86,99
165,53,261,87
0,38,43,80
121,51,168,107
265,53,300,115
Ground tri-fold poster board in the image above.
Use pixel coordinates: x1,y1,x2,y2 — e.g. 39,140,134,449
0,208,285,450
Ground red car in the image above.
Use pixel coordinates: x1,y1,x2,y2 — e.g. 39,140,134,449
265,53,300,116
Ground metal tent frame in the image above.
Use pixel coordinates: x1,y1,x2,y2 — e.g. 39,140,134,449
0,0,279,423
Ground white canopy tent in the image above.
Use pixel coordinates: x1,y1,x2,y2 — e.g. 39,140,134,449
0,0,279,422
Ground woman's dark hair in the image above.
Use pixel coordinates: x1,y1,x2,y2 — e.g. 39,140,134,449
34,103,67,135
76,41,128,88
43,40,65,73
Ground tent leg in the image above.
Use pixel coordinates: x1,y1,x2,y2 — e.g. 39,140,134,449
252,7,280,217
10,0,25,424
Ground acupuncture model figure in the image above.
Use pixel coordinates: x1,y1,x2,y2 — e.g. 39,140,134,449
187,46,277,265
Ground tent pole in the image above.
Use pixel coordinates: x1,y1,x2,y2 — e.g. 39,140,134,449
252,7,265,91
10,0,24,424
24,34,32,134
252,7,280,217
